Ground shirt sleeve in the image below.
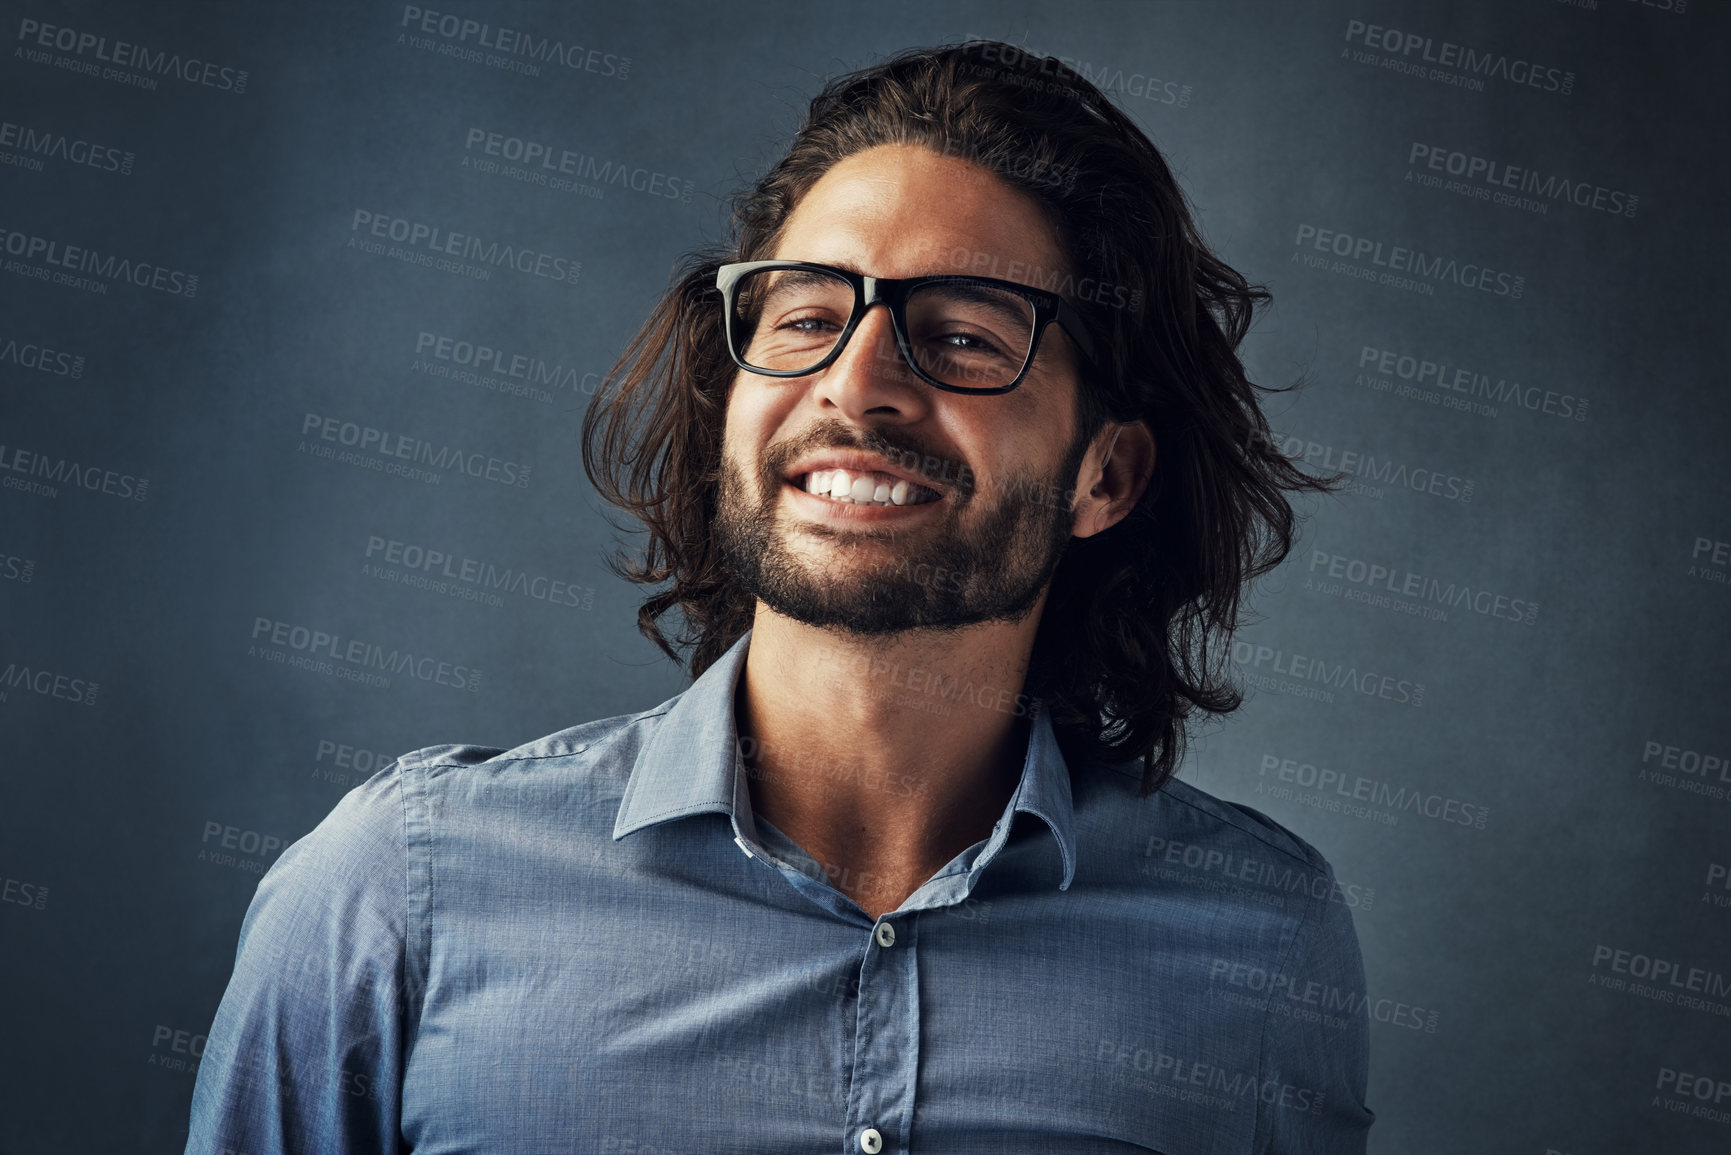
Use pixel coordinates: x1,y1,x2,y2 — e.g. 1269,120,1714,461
1255,881,1376,1154
184,764,412,1155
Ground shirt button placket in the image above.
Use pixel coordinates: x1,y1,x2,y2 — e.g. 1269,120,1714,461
845,917,918,1153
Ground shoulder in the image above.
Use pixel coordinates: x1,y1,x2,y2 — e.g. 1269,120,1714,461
1077,763,1375,1143
386,699,676,786
242,700,686,978
1155,774,1336,874
1075,757,1373,939
268,699,677,891
1083,757,1339,876
265,765,407,896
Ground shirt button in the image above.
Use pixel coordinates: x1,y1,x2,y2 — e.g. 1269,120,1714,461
874,921,896,948
859,1127,884,1153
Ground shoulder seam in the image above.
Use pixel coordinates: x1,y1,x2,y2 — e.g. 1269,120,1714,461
399,759,432,1044
397,708,672,773
1251,875,1328,1150
1155,777,1326,869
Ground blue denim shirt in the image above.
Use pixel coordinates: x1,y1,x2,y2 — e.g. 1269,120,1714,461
186,631,1372,1153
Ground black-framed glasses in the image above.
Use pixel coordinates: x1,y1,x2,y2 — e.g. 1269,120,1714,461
715,260,1098,396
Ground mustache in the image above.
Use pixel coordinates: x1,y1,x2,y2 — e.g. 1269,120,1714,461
759,420,977,500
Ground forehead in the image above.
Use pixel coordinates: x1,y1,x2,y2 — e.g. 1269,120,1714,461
770,143,1070,286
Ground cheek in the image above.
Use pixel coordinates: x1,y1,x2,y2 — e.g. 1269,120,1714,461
987,393,1069,481
722,377,776,456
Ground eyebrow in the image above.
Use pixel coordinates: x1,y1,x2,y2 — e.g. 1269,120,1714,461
765,256,868,276
915,279,1035,329
768,268,850,291
759,261,1056,325
753,270,853,311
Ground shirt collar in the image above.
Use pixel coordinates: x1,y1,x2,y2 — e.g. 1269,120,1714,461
612,629,1078,891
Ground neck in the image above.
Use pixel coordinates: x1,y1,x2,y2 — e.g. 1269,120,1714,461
734,600,1044,918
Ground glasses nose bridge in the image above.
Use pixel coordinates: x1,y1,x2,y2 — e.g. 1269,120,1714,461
854,275,905,333
838,275,913,372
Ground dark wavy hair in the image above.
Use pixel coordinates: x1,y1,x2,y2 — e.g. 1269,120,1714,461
581,40,1331,796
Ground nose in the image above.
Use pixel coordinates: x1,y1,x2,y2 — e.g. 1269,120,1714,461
806,301,932,424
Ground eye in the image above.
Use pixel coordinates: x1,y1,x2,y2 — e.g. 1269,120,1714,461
927,328,1013,360
938,330,1004,353
906,281,1033,363
779,312,843,333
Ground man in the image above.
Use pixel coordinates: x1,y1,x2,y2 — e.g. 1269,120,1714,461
187,42,1373,1153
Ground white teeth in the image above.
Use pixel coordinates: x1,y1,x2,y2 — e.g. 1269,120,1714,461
798,467,936,507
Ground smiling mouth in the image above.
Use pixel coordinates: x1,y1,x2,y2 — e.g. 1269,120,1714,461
792,468,942,508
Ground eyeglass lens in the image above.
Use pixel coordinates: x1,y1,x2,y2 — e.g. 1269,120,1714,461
732,266,1038,391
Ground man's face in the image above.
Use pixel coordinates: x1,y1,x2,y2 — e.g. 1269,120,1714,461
715,142,1094,635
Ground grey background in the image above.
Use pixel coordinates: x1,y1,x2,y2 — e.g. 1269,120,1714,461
3,1,1727,1151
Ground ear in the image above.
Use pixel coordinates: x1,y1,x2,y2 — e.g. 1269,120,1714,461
1070,420,1155,539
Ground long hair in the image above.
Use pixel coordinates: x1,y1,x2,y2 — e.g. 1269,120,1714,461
581,41,1333,796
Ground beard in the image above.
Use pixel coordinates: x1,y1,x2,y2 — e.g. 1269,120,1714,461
714,419,1091,636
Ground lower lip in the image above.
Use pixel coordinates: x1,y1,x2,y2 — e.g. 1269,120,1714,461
782,479,942,521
